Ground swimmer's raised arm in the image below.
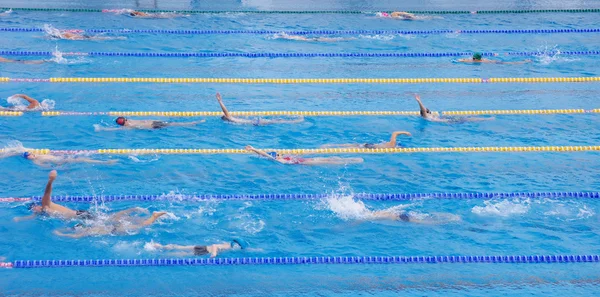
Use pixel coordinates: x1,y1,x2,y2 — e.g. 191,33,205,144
387,131,412,147
41,170,57,210
414,95,429,118
216,93,232,119
12,94,40,109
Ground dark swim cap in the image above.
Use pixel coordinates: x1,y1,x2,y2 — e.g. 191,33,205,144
116,117,126,126
473,52,482,60
23,152,31,159
267,152,277,158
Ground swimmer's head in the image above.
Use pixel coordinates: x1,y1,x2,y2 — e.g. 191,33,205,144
473,52,483,61
267,152,278,158
22,152,34,159
116,117,127,126
28,202,42,213
129,12,136,16
420,108,432,117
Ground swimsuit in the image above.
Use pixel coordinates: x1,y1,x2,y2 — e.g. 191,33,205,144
151,121,168,129
363,143,376,149
282,155,306,164
76,210,95,220
398,212,411,222
193,245,209,256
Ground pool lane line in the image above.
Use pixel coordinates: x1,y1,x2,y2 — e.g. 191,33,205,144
1,191,599,203
33,109,600,117
2,8,600,14
3,145,600,156
2,77,600,84
1,50,600,59
3,28,600,35
3,254,600,269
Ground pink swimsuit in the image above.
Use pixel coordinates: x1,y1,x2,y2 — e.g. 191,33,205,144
282,155,306,164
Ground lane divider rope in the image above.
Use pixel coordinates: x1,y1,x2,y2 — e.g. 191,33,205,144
35,109,600,117
0,111,23,116
2,77,599,84
1,50,599,58
3,145,600,156
3,254,600,269
3,28,600,35
2,8,600,14
1,191,598,203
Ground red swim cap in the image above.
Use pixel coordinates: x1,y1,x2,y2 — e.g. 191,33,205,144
116,117,126,126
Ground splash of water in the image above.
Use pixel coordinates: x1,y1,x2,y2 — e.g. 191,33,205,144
534,45,580,65
7,95,55,111
472,199,530,217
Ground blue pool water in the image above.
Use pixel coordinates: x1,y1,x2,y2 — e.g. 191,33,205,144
1,0,600,295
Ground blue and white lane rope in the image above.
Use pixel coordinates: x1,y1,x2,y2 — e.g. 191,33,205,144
1,191,599,203
1,50,599,58
2,28,600,35
3,254,599,269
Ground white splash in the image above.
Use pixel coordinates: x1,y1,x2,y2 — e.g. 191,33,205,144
472,199,530,217
534,45,580,65
358,34,414,40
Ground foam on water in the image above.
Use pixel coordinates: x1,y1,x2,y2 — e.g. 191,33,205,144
535,45,580,65
472,199,530,217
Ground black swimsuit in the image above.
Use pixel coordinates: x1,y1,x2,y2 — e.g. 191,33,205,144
151,121,168,129
398,213,411,222
76,210,95,220
363,143,376,149
193,245,209,256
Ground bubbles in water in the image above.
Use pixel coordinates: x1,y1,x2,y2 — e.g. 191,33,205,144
472,199,530,217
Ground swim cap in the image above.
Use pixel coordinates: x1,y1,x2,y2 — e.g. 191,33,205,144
116,117,126,126
473,52,482,60
27,202,37,210
267,152,277,158
23,152,31,159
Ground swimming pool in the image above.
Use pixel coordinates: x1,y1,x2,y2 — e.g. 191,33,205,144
1,0,600,295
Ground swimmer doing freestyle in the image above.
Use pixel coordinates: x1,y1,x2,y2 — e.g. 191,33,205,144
22,151,118,166
245,145,364,165
217,93,304,125
415,94,493,123
458,52,532,64
0,57,46,64
0,94,41,111
149,238,249,258
321,131,411,149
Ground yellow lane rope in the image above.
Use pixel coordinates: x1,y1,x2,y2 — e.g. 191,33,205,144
4,146,599,155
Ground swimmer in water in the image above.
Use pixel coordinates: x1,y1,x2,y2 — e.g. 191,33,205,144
98,117,205,131
44,25,125,41
245,145,364,165
415,95,493,123
0,94,41,111
217,93,304,125
22,151,118,166
0,57,46,64
371,208,461,225
128,10,187,18
13,170,144,222
53,209,166,238
321,131,412,149
276,32,355,42
148,238,248,257
458,52,532,64
379,11,418,20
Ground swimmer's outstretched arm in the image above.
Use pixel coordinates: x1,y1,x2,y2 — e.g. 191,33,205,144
13,214,36,222
245,145,282,163
53,229,87,238
216,93,233,120
386,131,412,147
12,94,40,109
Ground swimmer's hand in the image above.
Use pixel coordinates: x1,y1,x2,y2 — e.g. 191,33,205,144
216,92,223,101
49,170,58,181
414,94,421,102
245,145,254,151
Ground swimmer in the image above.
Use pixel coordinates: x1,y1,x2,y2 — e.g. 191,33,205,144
12,170,140,222
98,117,205,131
415,94,492,123
217,93,304,125
0,57,46,64
148,238,248,257
371,208,461,225
458,52,532,64
379,11,418,20
53,210,166,238
44,25,125,41
321,131,411,149
0,94,40,111
276,32,355,42
245,145,364,165
128,10,187,18
22,151,118,166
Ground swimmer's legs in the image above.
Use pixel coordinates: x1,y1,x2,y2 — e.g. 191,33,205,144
371,210,399,221
69,158,119,165
320,143,363,148
166,120,206,127
304,157,364,165
109,207,148,222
